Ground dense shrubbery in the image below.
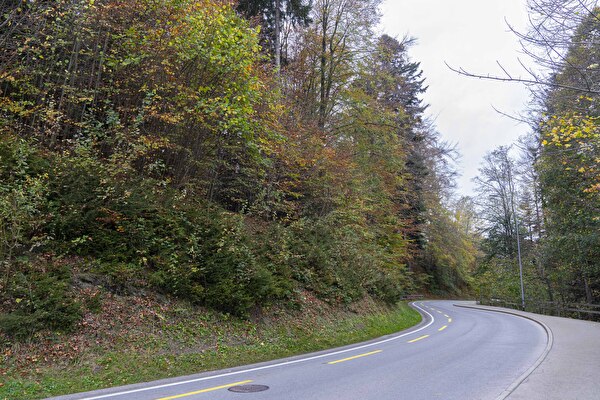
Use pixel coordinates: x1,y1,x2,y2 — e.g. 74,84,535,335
0,0,474,338
0,135,413,326
0,263,82,339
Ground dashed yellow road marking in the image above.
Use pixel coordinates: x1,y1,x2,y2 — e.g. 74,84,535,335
328,350,383,365
156,380,253,400
438,325,448,332
408,335,430,343
448,318,452,323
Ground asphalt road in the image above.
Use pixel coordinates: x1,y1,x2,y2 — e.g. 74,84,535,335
52,300,547,400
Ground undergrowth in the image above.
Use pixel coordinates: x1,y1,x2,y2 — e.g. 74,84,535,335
0,294,420,400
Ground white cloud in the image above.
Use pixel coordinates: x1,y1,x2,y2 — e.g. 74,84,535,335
380,0,532,195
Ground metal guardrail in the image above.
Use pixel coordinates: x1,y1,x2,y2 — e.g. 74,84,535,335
480,298,600,322
400,294,424,301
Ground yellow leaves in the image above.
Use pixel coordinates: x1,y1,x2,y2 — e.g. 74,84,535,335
584,183,600,194
139,135,171,151
157,112,185,125
541,111,600,195
0,72,17,82
543,112,600,148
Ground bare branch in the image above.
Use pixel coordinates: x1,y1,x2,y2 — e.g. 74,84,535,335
491,105,533,125
444,61,600,94
496,61,514,79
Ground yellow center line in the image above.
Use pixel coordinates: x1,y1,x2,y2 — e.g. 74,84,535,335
448,318,452,323
438,325,448,331
327,350,383,365
408,335,430,343
156,380,253,400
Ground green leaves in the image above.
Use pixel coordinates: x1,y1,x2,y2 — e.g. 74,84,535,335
0,265,82,339
0,0,473,333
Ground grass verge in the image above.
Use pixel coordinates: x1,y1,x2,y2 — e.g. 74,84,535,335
1,298,421,400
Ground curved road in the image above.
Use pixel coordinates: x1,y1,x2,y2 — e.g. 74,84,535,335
54,301,547,400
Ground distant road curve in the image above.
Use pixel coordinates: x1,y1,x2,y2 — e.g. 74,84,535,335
52,300,548,400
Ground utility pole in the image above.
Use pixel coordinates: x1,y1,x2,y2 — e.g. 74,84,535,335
508,155,526,310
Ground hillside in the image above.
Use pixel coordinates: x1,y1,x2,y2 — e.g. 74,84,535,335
0,0,474,343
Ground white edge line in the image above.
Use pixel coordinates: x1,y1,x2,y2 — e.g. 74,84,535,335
78,302,435,400
453,303,554,400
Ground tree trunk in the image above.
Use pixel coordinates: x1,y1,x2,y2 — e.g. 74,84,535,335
318,1,328,129
584,275,593,304
275,0,281,71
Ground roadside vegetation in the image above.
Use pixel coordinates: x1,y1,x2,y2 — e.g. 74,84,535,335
0,0,471,336
1,0,468,397
0,294,420,400
464,1,599,307
2,0,595,396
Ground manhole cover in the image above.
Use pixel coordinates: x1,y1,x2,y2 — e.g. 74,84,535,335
228,384,269,393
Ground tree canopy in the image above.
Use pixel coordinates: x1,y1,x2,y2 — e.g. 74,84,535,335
0,0,475,339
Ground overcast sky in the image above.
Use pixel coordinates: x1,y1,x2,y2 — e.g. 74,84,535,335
380,0,532,196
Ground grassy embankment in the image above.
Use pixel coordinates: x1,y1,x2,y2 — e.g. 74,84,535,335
0,292,421,400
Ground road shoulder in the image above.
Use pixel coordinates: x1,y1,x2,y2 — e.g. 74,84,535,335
47,303,431,400
454,301,600,400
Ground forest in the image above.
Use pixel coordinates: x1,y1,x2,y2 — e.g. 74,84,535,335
0,0,475,340
0,0,598,346
472,0,600,310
